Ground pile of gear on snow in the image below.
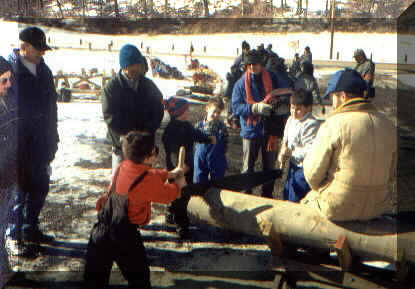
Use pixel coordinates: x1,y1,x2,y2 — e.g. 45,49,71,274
150,58,185,80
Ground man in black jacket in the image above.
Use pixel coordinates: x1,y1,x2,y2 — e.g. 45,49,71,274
102,44,164,173
0,56,19,283
7,26,59,258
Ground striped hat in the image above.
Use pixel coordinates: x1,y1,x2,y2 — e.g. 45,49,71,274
164,97,189,118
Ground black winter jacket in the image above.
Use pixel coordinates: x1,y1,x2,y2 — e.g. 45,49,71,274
102,71,164,150
0,90,20,191
12,57,59,166
162,119,210,171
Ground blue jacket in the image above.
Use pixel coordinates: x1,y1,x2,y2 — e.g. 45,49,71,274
232,70,291,139
194,119,228,167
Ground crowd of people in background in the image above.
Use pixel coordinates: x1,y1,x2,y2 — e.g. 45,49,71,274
0,26,396,289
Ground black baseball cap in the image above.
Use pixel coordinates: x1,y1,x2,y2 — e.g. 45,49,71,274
19,26,51,51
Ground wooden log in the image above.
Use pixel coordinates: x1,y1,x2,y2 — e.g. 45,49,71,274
187,188,415,266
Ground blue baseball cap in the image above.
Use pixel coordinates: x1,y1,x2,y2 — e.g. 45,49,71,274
324,68,367,99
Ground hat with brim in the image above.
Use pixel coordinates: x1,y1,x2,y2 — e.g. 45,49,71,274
323,68,367,99
243,50,263,65
19,26,51,51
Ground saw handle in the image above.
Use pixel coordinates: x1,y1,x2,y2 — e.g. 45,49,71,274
167,146,186,184
178,146,186,170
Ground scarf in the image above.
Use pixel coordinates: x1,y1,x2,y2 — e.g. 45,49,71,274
244,69,273,126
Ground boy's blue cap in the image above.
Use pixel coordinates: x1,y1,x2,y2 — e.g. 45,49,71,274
119,44,145,69
324,68,367,99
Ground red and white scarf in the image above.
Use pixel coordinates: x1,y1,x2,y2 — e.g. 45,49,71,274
244,69,273,126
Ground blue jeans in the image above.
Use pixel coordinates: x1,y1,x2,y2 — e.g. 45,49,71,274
283,162,310,203
6,164,50,241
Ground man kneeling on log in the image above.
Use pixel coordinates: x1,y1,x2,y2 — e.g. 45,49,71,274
301,68,397,221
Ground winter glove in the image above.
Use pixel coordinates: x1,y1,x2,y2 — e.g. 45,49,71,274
251,102,272,117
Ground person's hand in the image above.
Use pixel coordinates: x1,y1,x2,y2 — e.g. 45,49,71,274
182,164,190,174
278,152,290,167
175,174,187,191
208,136,216,144
96,192,109,211
266,135,279,152
168,167,185,180
251,102,272,117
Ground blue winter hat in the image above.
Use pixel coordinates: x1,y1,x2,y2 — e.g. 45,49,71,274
119,44,145,69
164,97,189,118
323,68,367,99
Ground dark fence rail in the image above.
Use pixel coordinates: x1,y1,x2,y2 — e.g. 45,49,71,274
6,16,398,34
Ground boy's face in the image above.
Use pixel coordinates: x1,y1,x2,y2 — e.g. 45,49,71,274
176,109,188,121
206,105,221,121
290,103,310,120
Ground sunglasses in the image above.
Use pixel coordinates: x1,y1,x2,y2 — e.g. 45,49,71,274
0,77,11,85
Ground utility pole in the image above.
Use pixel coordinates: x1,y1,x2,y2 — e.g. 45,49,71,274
329,0,335,59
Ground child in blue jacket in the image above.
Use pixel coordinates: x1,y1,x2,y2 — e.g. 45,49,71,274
194,97,228,184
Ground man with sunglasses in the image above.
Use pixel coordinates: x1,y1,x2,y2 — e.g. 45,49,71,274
6,26,59,258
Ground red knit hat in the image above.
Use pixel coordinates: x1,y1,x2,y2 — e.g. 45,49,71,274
164,97,189,118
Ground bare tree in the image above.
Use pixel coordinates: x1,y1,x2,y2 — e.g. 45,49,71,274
305,0,308,16
297,0,302,14
114,0,120,17
203,0,209,16
148,0,153,15
326,0,329,15
56,0,64,18
241,0,244,16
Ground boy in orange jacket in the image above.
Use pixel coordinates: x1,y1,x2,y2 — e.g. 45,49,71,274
84,130,186,289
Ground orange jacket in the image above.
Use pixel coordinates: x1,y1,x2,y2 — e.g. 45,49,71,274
115,160,180,226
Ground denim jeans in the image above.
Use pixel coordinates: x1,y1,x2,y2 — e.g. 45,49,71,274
6,164,50,241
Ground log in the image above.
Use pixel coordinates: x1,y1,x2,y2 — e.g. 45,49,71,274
187,188,415,266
